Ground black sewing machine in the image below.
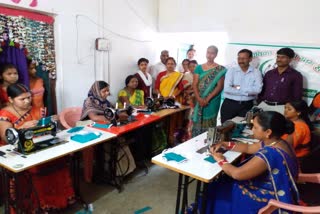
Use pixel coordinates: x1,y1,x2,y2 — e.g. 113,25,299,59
197,121,236,154
145,96,177,111
103,105,135,126
5,122,65,155
245,106,263,129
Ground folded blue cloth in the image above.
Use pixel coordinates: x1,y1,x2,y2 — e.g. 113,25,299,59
163,152,187,162
71,132,102,143
67,126,84,133
231,123,246,138
37,116,52,126
92,123,112,129
204,156,217,164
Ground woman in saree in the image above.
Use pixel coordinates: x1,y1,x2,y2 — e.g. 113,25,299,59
0,83,74,213
80,80,112,182
80,80,112,123
283,100,312,159
181,60,198,106
154,57,184,100
27,59,46,118
135,58,152,98
207,111,299,214
118,75,145,108
191,45,226,137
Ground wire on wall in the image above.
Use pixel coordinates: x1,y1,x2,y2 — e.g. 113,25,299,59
75,14,152,64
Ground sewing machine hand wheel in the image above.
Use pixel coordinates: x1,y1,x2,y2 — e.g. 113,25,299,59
5,128,19,145
104,108,116,121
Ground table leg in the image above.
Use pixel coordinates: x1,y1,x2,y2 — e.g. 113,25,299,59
175,173,183,214
104,140,123,192
193,180,202,213
70,153,87,205
181,175,189,212
1,168,9,214
200,183,208,214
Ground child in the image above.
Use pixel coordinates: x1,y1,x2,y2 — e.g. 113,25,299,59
0,63,19,106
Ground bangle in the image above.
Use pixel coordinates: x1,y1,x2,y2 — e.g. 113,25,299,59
218,159,228,166
226,141,236,150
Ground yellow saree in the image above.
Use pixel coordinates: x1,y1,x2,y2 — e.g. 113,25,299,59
159,71,183,97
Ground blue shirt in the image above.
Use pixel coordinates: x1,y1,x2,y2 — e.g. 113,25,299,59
224,65,263,101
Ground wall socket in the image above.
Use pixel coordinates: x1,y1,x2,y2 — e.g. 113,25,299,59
95,38,110,51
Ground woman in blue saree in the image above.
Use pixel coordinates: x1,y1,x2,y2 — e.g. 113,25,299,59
208,111,299,214
191,45,226,137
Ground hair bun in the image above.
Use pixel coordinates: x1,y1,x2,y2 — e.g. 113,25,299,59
284,119,295,134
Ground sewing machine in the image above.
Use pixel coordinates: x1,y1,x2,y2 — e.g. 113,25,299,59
145,96,176,111
5,122,64,155
197,121,236,154
245,106,263,129
103,105,134,126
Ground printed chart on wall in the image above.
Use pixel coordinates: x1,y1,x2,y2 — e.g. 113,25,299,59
226,43,320,104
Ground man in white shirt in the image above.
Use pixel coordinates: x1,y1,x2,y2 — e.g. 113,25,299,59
221,49,263,123
149,50,169,82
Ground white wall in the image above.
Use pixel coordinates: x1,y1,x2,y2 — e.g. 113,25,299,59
159,0,320,45
0,0,159,111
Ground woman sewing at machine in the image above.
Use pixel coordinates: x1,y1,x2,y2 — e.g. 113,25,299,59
207,111,299,214
80,80,131,182
80,80,112,123
0,83,75,213
118,75,145,109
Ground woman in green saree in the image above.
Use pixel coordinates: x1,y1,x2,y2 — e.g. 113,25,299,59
191,45,226,137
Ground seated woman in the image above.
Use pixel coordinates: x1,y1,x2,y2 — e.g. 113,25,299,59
0,83,74,212
309,92,320,122
154,57,184,100
207,111,299,214
80,80,112,182
283,100,312,158
118,75,145,108
135,58,152,98
81,80,112,123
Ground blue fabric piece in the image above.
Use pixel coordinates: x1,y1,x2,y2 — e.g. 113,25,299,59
67,126,84,133
163,152,186,162
231,123,246,138
71,132,101,143
37,116,52,126
134,206,152,214
204,156,216,164
92,123,112,129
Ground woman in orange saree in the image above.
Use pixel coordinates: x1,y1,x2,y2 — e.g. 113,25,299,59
0,83,75,213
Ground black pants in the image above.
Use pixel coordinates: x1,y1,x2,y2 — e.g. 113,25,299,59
220,98,253,123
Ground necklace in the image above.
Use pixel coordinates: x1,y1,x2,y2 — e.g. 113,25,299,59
12,104,31,119
268,141,278,147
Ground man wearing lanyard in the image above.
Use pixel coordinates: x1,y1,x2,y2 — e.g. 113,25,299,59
258,47,303,113
221,49,263,123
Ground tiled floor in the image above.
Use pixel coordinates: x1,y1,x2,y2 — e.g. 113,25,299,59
65,164,197,214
